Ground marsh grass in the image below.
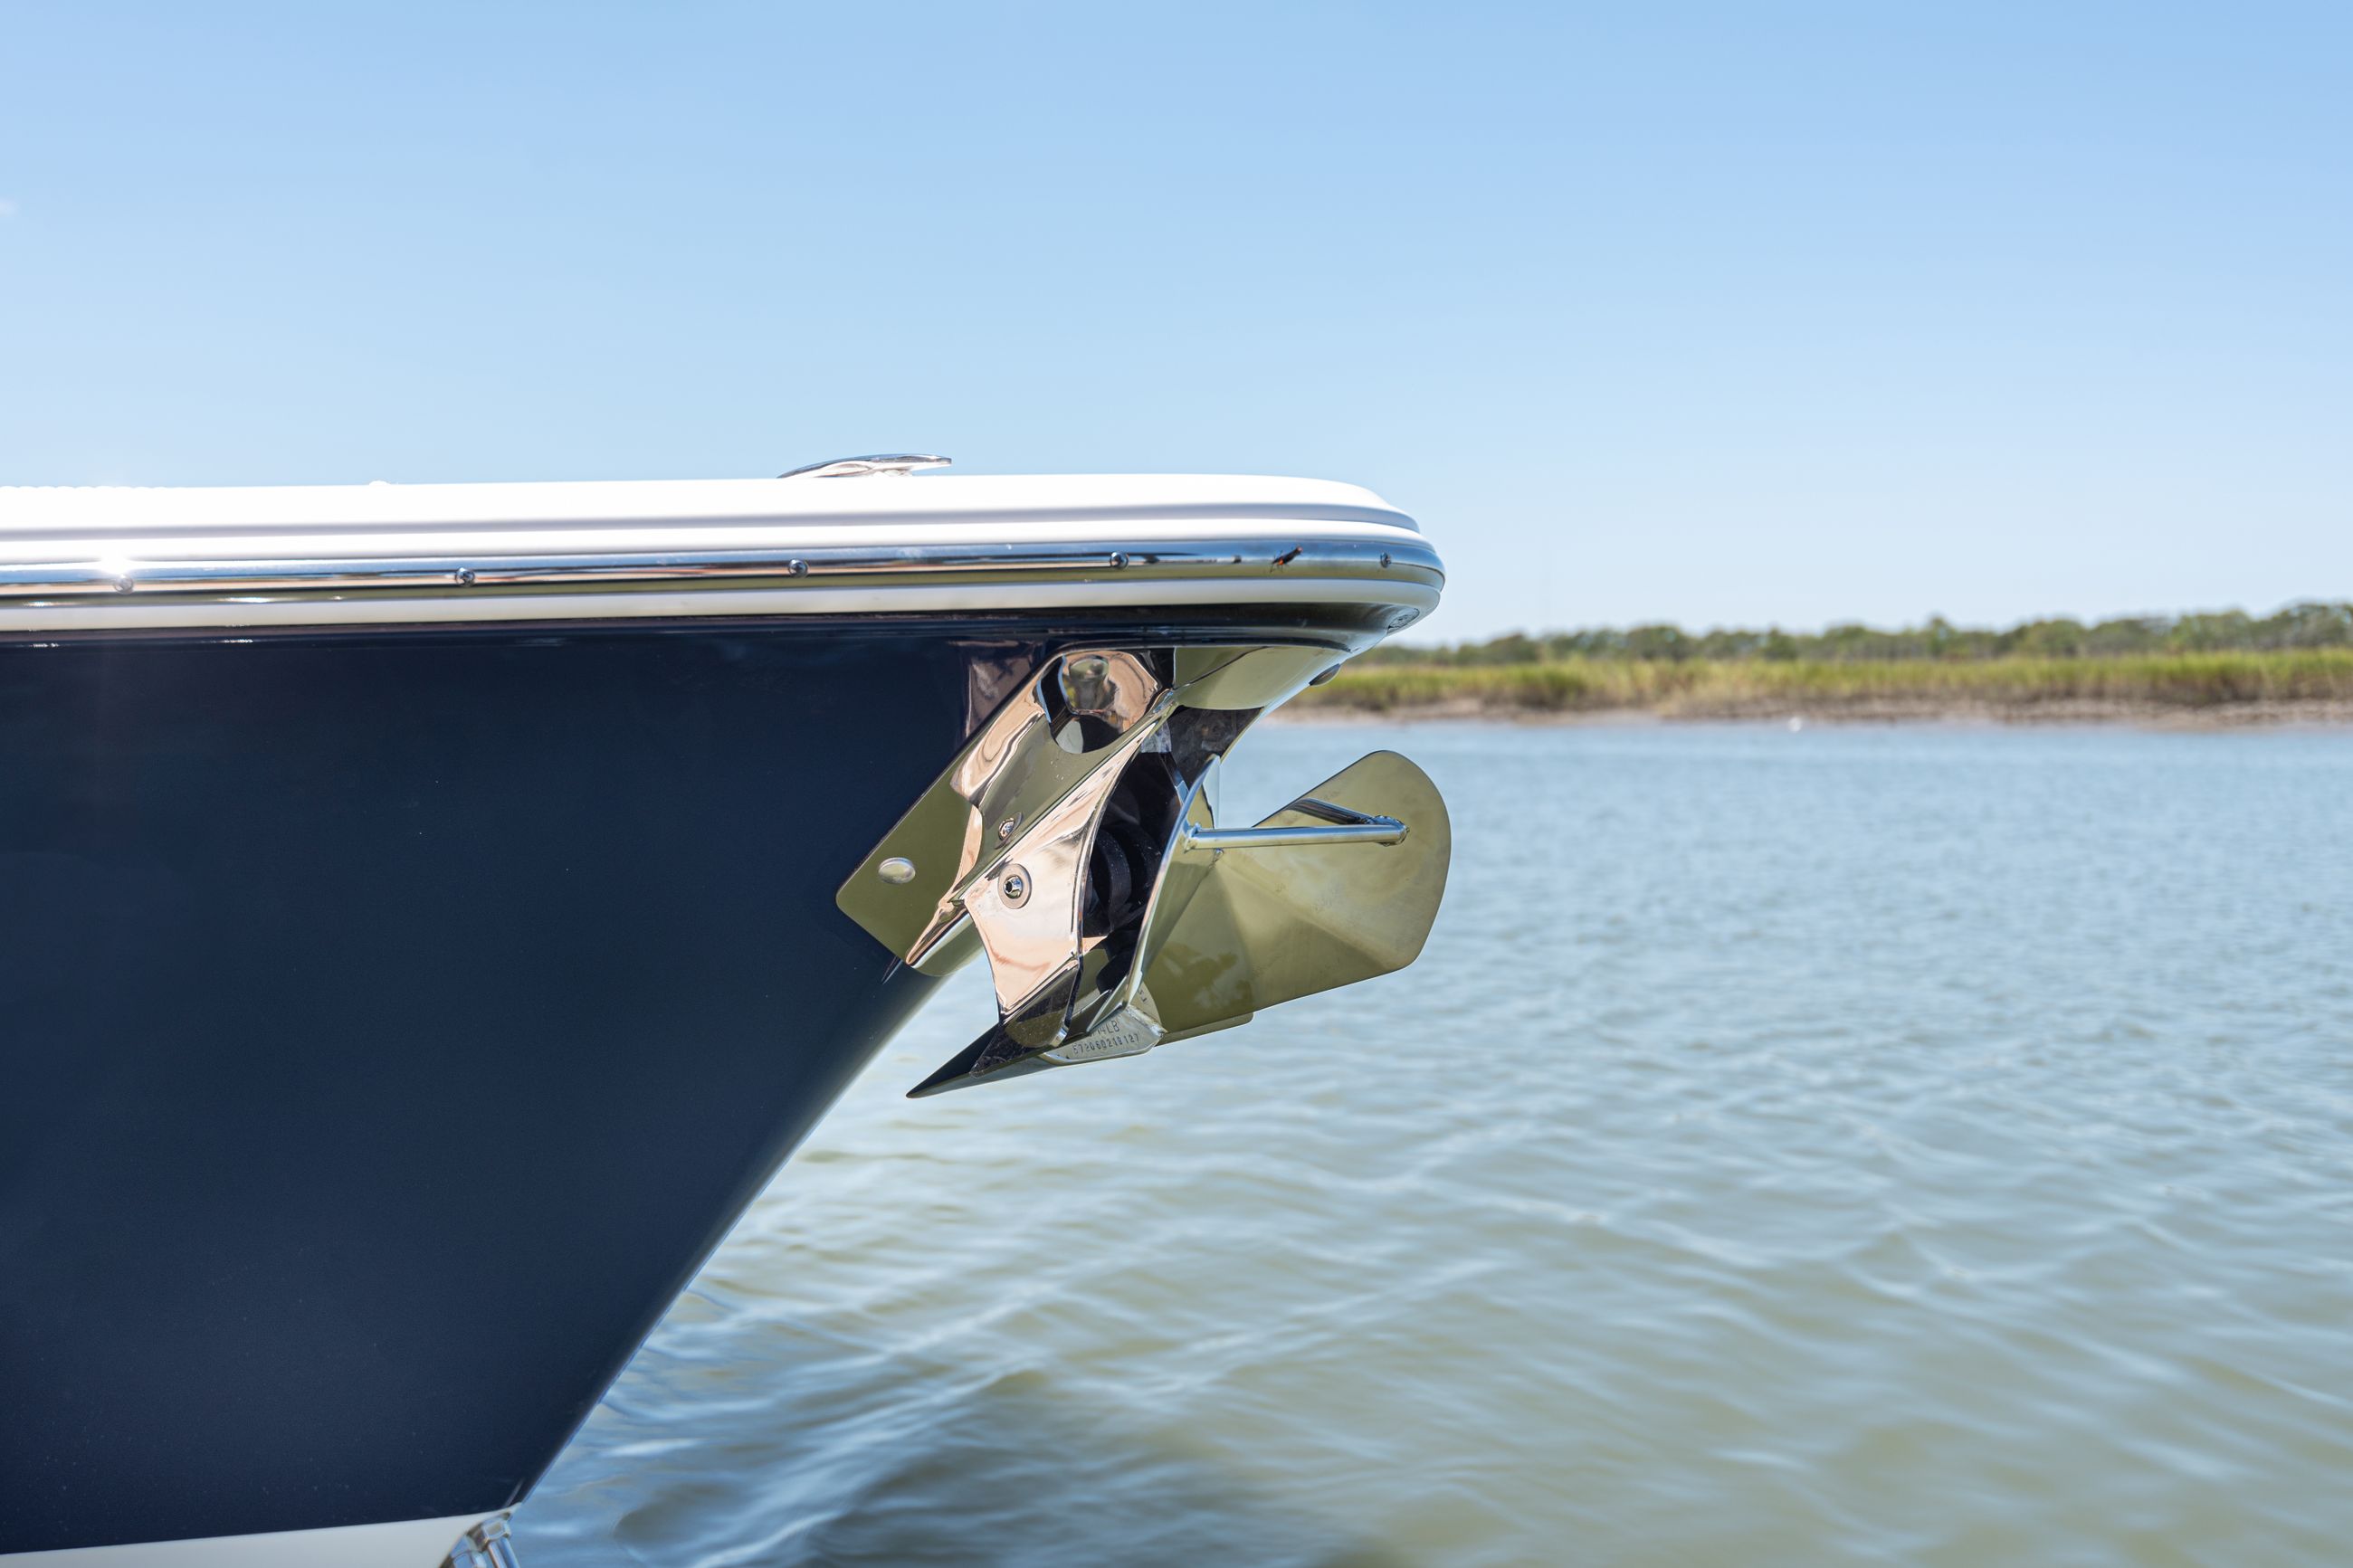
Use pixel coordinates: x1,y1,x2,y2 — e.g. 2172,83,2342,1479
1296,651,2353,717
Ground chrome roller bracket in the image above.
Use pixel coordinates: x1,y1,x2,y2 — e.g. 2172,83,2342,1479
835,645,1449,1098
837,648,1176,976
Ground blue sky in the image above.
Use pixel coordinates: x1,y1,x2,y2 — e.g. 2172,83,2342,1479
3,2,2346,641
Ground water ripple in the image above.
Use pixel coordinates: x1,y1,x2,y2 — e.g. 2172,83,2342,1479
525,723,2353,1566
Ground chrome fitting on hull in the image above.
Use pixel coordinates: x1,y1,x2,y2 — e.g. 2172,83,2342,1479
835,644,1452,1096
443,1516,521,1568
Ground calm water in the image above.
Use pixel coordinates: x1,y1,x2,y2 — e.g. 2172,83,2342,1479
522,722,2353,1567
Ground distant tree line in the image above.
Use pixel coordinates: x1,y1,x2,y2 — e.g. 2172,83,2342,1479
1364,602,2353,665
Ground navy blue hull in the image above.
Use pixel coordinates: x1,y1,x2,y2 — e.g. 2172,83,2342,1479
0,623,1007,1553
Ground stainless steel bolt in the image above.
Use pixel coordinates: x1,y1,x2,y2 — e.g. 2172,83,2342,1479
1059,654,1112,714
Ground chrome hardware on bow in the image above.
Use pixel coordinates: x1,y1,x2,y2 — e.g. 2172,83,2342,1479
443,1516,521,1568
1181,796,1406,850
777,453,952,479
835,644,1449,1097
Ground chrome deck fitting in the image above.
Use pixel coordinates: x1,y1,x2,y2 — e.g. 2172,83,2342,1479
776,453,952,479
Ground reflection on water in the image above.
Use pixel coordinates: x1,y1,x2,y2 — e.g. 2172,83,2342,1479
524,722,2353,1566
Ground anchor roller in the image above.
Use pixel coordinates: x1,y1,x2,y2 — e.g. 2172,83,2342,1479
835,645,1451,1096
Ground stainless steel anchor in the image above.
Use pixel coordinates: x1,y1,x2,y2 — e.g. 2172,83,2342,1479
836,645,1451,1096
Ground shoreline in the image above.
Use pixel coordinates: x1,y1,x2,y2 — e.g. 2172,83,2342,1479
1276,696,2353,729
1282,651,2353,729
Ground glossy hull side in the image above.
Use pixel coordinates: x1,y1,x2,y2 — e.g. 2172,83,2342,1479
0,624,990,1554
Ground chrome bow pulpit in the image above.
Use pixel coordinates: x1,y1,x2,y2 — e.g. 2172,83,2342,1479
836,645,1453,1095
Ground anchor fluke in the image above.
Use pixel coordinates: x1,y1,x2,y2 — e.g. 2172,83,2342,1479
902,749,1449,1098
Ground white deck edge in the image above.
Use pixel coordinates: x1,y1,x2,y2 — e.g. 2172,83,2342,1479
0,474,1417,543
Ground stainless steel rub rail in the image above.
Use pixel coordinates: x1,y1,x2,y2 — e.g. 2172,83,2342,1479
0,535,1444,603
